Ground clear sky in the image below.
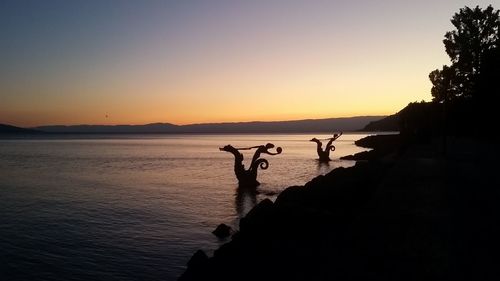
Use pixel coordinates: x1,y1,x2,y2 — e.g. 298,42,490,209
0,0,495,127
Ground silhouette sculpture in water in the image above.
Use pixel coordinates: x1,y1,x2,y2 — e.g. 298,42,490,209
219,143,282,188
310,132,342,162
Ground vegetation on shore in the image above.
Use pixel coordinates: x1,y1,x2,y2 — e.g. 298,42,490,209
365,5,499,135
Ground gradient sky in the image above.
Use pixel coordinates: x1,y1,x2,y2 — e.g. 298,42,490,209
0,0,495,127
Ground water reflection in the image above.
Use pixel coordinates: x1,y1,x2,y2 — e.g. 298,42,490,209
235,187,257,218
316,160,333,174
317,160,330,168
0,133,369,281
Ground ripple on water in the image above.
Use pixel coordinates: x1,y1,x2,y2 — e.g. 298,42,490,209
0,133,370,280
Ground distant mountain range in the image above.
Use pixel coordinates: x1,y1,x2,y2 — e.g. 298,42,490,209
28,116,386,134
0,124,41,134
1,116,390,134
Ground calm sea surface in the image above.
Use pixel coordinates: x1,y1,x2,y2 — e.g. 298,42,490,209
0,133,370,281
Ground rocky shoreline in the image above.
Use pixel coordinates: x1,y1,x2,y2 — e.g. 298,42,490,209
179,134,499,281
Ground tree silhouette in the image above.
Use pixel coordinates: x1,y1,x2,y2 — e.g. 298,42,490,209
428,65,458,102
430,5,499,102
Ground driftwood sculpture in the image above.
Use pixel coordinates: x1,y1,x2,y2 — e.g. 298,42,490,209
219,143,282,188
310,132,342,162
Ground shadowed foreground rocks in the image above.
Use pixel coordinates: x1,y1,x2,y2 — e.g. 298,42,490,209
212,224,232,239
180,134,500,281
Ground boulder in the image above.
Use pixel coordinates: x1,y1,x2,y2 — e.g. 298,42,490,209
212,223,232,239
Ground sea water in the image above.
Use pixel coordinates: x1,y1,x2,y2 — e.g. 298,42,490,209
0,133,370,280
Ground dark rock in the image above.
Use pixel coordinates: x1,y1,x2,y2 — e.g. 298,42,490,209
274,186,305,208
354,134,400,149
178,250,209,281
212,223,232,239
187,250,208,268
239,199,275,234
341,134,401,161
340,150,375,161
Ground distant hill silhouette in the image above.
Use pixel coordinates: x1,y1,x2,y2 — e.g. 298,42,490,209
34,123,178,134
34,116,385,134
0,124,40,134
362,114,399,131
362,100,477,138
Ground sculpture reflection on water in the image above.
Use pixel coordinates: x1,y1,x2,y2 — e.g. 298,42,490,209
235,187,257,218
219,143,282,188
310,132,342,162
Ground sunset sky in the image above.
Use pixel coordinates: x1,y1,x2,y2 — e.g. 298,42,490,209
0,0,495,127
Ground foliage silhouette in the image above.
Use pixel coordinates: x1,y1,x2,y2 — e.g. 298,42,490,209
430,5,499,103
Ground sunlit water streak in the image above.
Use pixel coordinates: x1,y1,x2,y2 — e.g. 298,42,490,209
0,133,370,280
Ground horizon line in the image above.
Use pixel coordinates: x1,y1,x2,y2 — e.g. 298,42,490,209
27,114,388,128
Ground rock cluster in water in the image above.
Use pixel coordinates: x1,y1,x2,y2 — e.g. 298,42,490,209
180,134,500,281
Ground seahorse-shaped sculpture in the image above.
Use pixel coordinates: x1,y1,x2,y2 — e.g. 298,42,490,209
219,143,282,188
310,132,342,162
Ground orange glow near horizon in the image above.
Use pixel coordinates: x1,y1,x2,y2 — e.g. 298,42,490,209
1,59,431,127
3,1,490,128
